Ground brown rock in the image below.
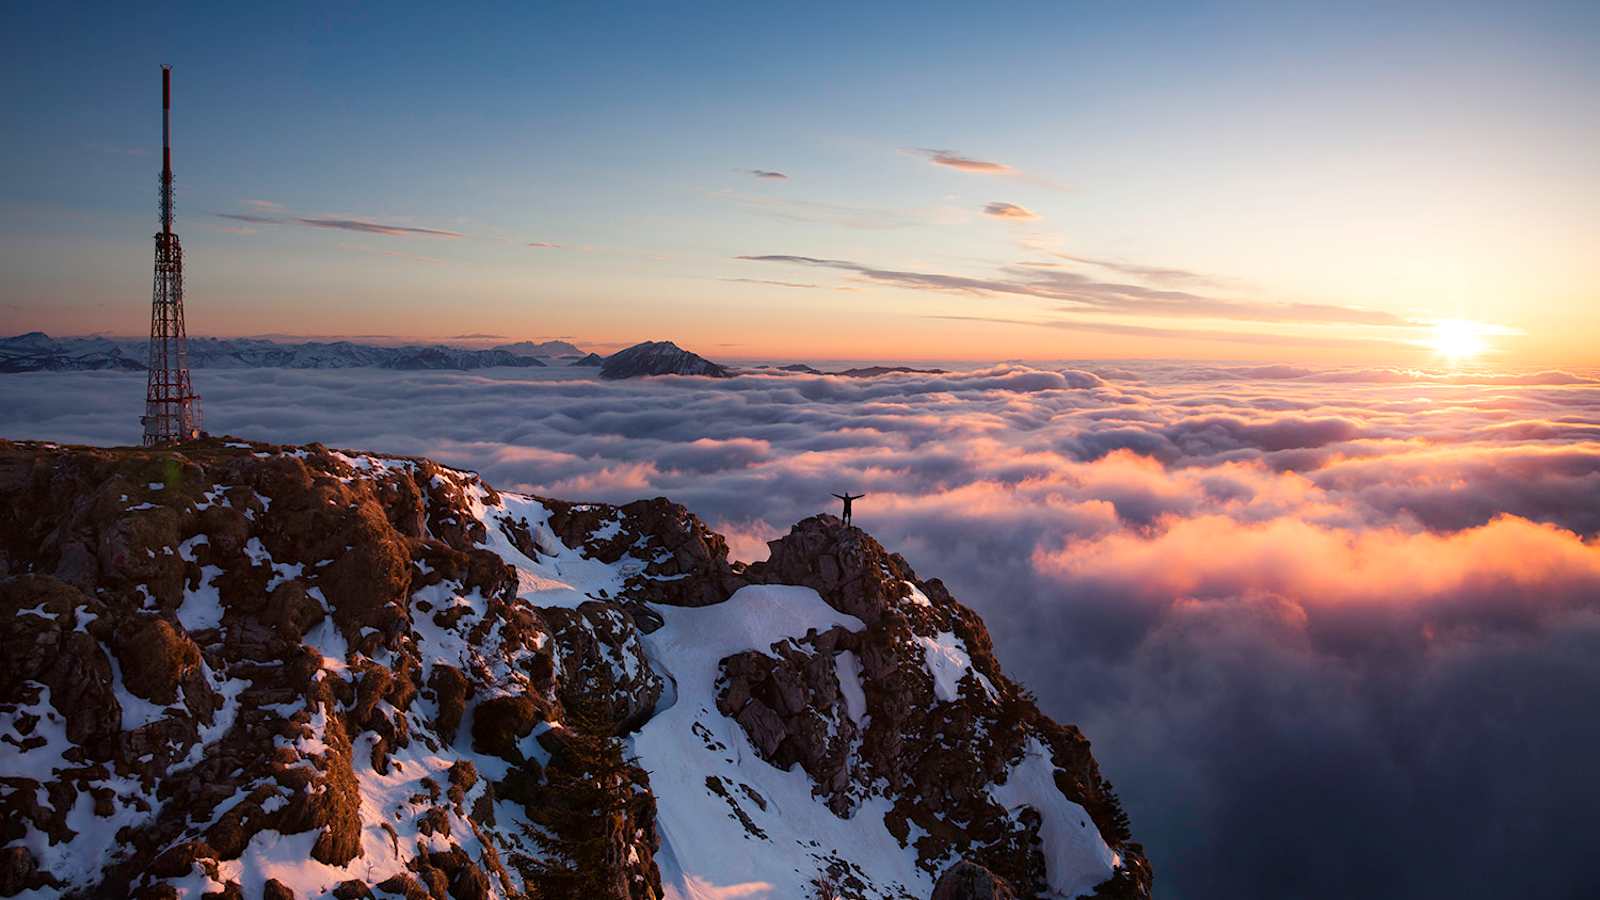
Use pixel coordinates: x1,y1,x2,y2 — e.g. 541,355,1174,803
430,664,471,741
0,846,42,895
115,617,201,705
470,694,541,759
264,581,324,639
931,859,1018,900
331,879,372,899
734,700,786,758
374,873,429,900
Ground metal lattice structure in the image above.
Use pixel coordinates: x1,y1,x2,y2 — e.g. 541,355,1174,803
142,65,201,446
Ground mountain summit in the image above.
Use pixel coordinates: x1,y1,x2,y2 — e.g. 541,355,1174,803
0,438,1149,899
599,340,732,379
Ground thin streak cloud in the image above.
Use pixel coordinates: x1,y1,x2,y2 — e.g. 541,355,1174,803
913,148,1013,173
925,314,1417,350
295,217,463,238
216,213,282,224
737,254,1412,327
215,210,464,239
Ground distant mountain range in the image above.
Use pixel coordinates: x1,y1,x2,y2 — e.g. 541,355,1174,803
490,339,586,357
769,363,950,377
0,333,577,373
3,332,950,381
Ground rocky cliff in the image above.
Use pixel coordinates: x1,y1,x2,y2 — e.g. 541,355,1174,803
0,438,1149,899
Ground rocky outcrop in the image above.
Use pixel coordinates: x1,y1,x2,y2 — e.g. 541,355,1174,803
569,352,605,367
930,860,1017,900
0,438,1149,899
729,516,1152,898
541,496,749,614
598,340,731,379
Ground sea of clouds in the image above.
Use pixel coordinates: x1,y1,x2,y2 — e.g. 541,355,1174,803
6,361,1600,899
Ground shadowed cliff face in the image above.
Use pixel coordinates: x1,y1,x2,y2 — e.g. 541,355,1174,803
0,437,1149,900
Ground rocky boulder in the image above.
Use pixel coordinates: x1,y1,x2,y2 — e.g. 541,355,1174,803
930,860,1018,900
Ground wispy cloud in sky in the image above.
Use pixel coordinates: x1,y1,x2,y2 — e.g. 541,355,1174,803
907,148,1066,190
925,314,1415,350
743,169,789,180
737,254,1411,327
983,201,1039,220
912,148,1013,173
719,277,824,289
527,242,561,249
295,217,462,238
215,209,463,239
216,213,282,224
1038,254,1218,288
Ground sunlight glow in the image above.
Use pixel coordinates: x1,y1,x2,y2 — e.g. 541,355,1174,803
1430,319,1490,363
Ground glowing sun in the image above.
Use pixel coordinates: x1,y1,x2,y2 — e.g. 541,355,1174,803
1430,319,1489,362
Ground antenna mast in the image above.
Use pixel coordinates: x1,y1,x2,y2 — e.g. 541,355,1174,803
141,65,202,445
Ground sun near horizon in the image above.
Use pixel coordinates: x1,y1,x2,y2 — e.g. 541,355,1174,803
1,5,1596,369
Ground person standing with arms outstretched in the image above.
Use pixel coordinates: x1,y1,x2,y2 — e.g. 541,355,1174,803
832,492,865,526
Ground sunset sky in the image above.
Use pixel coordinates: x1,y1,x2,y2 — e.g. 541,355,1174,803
2,2,1595,364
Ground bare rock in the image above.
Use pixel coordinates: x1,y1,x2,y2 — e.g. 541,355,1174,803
931,859,1018,900
471,695,542,760
114,616,201,705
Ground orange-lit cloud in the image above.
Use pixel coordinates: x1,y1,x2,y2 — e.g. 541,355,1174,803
912,148,1014,173
12,361,1600,897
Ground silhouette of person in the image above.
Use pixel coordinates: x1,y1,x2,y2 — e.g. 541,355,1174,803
832,492,865,526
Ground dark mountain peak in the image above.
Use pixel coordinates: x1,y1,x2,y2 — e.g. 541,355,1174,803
599,340,732,379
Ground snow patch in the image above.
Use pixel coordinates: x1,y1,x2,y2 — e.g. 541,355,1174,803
177,565,226,631
835,650,868,727
915,631,997,702
636,586,934,899
990,738,1119,898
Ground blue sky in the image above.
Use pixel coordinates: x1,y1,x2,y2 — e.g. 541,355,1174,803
2,2,1595,362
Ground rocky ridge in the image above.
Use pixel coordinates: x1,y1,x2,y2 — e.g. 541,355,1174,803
0,438,1149,899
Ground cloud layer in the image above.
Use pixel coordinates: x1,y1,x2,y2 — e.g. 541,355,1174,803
5,362,1599,898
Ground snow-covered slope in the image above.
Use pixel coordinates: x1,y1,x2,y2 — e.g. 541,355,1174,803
0,438,1149,899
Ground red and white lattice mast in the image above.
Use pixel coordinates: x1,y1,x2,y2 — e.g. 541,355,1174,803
142,65,202,445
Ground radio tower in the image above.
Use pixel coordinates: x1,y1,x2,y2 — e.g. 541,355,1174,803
142,65,202,446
